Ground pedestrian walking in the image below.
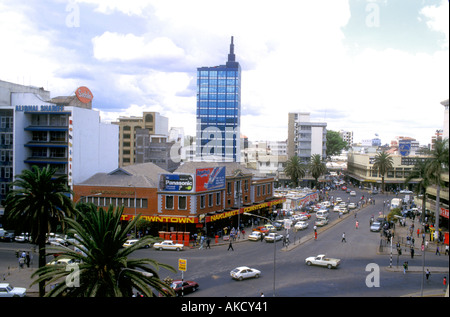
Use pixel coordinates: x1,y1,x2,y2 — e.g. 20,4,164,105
355,220,359,229
227,240,234,251
403,261,408,274
443,276,447,292
426,269,430,281
314,231,318,240
206,237,211,249
410,247,414,259
25,252,30,268
341,232,346,243
436,245,441,256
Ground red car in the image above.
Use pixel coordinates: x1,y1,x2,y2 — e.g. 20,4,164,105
341,186,347,191
299,212,311,219
161,280,199,297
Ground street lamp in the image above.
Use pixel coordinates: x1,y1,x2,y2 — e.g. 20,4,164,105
244,212,277,297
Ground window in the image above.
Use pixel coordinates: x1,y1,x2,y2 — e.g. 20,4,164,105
216,192,221,205
200,195,205,209
179,196,187,210
208,193,213,207
166,196,174,209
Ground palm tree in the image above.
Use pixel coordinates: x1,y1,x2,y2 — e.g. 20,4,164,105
4,165,74,296
309,154,327,188
284,155,306,187
31,204,176,297
372,150,394,193
426,138,449,240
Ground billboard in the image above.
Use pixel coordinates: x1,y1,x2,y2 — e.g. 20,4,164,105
159,174,194,192
399,140,411,156
195,167,226,192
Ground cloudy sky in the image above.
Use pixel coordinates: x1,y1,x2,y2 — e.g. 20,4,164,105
1,0,448,145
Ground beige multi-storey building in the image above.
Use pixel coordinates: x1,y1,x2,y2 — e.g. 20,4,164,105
113,112,168,167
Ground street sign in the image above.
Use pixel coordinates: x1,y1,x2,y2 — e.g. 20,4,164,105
178,258,187,272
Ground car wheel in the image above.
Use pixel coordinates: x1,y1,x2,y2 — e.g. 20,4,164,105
158,247,163,251
327,264,332,269
176,247,181,251
306,261,312,266
255,274,260,278
238,276,243,281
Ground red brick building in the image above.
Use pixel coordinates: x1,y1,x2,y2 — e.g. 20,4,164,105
73,162,283,239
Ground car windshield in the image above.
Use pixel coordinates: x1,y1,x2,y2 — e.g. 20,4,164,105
231,269,240,273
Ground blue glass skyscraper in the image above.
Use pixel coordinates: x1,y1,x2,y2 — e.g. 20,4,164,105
196,37,241,162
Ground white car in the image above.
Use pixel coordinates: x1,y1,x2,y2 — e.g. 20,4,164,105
123,239,151,249
47,258,77,266
0,283,27,297
153,240,184,251
349,191,356,196
348,202,356,209
294,221,308,230
230,266,261,281
15,233,29,243
264,232,283,242
335,197,342,203
248,231,262,241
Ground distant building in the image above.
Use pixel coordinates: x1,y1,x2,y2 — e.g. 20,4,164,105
113,112,168,167
287,112,327,163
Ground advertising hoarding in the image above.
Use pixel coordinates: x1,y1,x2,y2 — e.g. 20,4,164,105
195,166,226,192
159,174,194,192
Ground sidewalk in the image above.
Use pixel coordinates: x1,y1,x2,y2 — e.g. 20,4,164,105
1,266,39,297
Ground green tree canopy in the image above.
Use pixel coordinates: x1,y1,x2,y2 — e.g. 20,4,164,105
326,130,348,158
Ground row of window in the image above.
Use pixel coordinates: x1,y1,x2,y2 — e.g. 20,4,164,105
198,70,238,78
198,93,238,100
84,196,148,208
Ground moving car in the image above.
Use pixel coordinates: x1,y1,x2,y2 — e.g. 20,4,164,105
248,231,262,241
264,232,283,243
370,222,382,232
0,283,27,297
0,230,14,242
294,221,308,230
153,240,184,251
169,280,199,296
349,191,356,196
305,254,340,269
314,217,328,227
348,202,356,209
15,233,30,243
230,266,261,281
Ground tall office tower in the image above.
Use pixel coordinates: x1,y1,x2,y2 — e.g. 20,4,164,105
196,36,241,162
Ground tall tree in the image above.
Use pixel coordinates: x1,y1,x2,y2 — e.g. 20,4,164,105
31,204,176,297
326,130,348,158
4,165,74,296
309,154,327,188
372,150,394,193
426,138,449,240
284,155,306,187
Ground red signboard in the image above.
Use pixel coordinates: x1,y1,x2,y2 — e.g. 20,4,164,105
75,86,93,103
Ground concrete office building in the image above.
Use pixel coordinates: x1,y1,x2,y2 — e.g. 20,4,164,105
287,112,327,163
113,112,169,167
0,80,118,208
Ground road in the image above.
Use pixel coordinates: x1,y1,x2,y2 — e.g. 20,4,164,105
130,188,449,297
1,187,448,297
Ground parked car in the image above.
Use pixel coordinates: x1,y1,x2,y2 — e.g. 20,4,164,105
264,232,283,243
294,221,308,230
153,240,183,251
123,239,152,249
15,233,30,243
230,266,261,281
47,258,78,266
0,283,27,297
0,230,14,242
248,231,262,241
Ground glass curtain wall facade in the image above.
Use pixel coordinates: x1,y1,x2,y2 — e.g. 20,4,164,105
196,37,241,162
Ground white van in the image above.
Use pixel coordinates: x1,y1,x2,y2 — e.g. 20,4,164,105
316,210,329,219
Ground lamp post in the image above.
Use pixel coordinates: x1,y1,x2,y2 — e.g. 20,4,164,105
244,212,277,297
